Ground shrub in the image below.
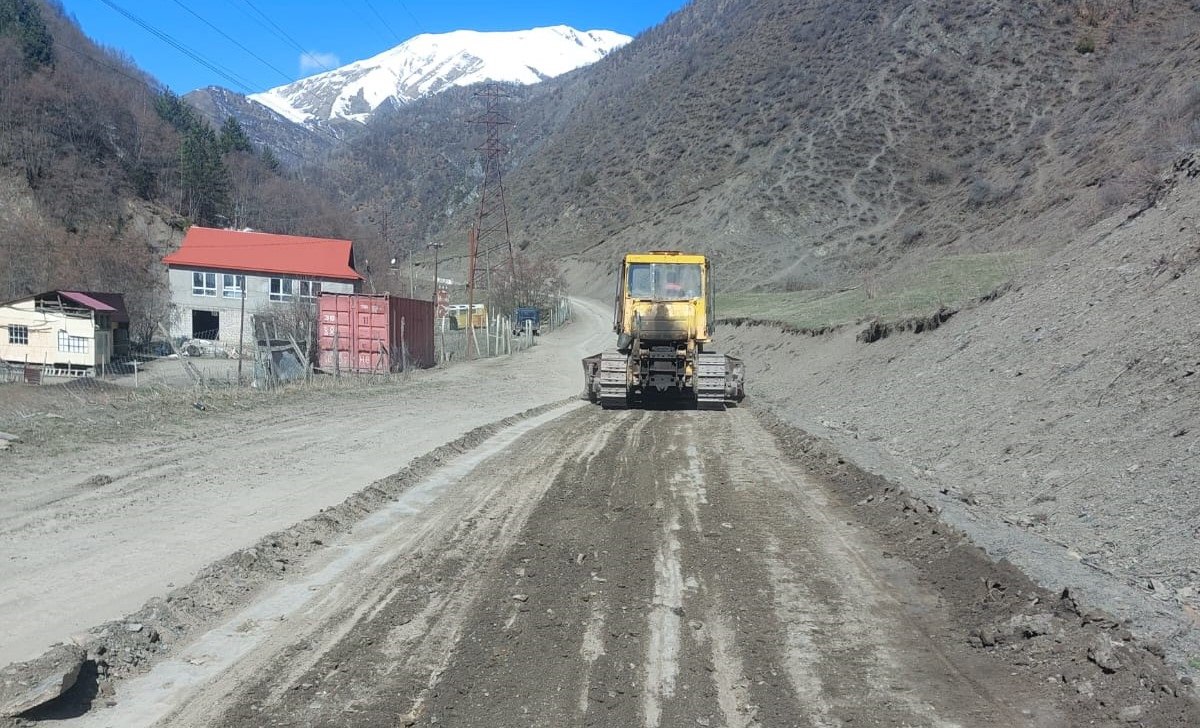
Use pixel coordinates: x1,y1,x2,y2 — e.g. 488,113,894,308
899,225,924,247
967,178,994,206
923,165,950,185
1076,35,1096,54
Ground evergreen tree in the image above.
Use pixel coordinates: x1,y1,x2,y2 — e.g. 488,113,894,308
218,116,253,154
153,90,201,132
0,0,53,67
181,123,230,225
259,145,282,173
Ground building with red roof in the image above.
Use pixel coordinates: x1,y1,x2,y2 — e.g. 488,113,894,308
163,227,363,343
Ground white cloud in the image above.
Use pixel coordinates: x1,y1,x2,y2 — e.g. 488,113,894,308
299,51,340,73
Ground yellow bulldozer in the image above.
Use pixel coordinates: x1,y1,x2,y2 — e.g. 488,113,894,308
583,251,745,410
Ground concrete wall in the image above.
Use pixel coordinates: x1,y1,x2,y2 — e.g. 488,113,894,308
168,267,358,344
0,299,109,369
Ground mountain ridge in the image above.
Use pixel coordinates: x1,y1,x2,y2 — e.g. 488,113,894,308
246,25,630,125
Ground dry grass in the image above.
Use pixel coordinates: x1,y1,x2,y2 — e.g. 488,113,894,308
717,251,1036,330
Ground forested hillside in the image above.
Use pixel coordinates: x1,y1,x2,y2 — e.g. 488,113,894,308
0,0,365,335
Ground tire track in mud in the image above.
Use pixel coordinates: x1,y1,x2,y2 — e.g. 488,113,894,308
392,411,810,728
60,402,1198,727
703,409,1046,727
382,407,1084,727
164,406,620,727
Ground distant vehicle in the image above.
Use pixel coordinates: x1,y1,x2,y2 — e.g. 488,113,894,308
446,303,486,329
513,306,541,335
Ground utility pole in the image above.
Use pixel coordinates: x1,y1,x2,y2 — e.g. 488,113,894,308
428,241,445,363
428,242,443,303
465,83,515,359
236,279,246,385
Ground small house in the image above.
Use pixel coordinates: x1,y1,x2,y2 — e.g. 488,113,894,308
162,227,364,344
0,291,129,375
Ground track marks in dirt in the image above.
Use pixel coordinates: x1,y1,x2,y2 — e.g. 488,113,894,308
234,406,1067,727
121,405,607,727
397,411,805,728
713,410,1066,727
74,402,1197,727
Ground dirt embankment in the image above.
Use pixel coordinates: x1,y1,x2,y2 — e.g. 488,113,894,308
724,155,1200,674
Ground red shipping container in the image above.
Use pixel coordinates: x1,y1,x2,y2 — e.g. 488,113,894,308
317,293,435,373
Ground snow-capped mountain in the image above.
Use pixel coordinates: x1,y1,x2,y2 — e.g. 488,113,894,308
249,25,631,124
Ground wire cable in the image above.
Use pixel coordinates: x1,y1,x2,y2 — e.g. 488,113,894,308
56,41,158,89
97,0,257,93
237,0,335,74
362,0,403,44
393,0,427,34
170,0,294,85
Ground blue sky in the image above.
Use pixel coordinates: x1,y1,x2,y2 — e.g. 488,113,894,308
58,1,688,94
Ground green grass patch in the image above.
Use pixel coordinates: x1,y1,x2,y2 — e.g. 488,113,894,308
717,251,1033,331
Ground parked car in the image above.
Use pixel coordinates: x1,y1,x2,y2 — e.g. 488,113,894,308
513,306,541,335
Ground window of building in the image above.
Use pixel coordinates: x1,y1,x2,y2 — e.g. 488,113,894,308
270,277,293,302
222,274,245,298
192,271,217,296
57,330,88,353
7,324,28,345
299,280,321,300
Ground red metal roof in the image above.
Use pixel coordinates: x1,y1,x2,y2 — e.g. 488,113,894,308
57,291,129,323
2,291,130,323
162,227,363,281
58,291,116,312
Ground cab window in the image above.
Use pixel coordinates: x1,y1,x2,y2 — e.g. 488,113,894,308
626,263,702,301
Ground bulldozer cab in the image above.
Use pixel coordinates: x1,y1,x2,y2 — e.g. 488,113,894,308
625,262,702,301
615,253,715,338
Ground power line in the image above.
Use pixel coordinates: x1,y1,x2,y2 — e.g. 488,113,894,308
170,0,293,85
393,0,426,34
97,0,257,93
236,0,335,75
362,0,403,44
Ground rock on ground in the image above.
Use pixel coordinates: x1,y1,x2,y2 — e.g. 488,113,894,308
0,644,84,717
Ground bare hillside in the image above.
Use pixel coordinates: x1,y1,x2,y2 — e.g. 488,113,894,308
725,149,1200,668
307,0,1200,295
493,1,1199,288
335,0,1186,293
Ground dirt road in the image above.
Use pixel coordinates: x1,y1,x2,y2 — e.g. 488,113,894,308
0,300,611,667
62,405,1197,727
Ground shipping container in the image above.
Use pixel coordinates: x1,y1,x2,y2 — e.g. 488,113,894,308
317,293,435,373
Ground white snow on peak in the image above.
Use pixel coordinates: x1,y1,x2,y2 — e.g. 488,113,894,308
248,25,630,124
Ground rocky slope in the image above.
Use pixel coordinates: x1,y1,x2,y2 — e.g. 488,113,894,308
182,86,338,169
